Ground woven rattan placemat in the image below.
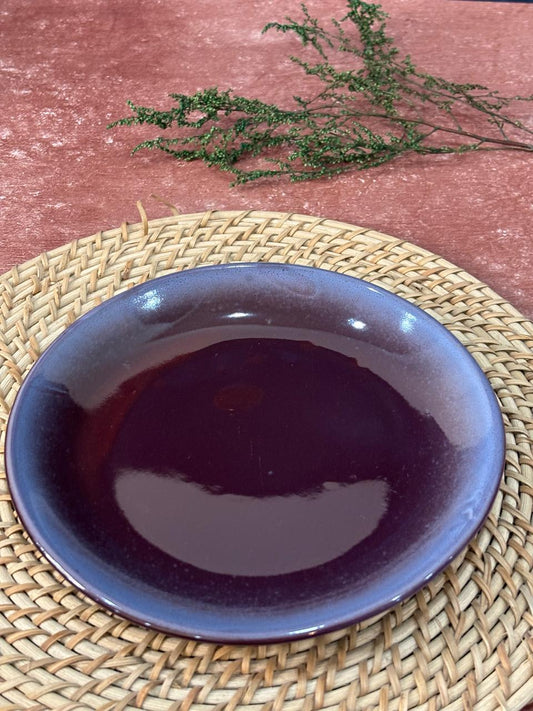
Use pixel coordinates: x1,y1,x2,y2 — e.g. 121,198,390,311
0,210,531,711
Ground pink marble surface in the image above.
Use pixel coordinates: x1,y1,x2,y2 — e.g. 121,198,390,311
1,0,532,319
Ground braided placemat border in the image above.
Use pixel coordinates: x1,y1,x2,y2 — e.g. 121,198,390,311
0,209,531,711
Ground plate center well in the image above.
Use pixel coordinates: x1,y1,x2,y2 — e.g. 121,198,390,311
74,336,446,577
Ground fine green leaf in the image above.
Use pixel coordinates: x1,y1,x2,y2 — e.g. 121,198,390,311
108,0,532,184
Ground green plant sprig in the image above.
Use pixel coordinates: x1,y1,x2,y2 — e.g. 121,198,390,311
108,0,532,184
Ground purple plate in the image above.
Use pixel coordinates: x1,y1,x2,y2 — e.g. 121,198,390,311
5,264,505,642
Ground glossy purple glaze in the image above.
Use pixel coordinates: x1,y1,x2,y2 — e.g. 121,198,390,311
5,264,505,642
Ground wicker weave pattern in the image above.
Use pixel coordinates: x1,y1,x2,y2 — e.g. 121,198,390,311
0,210,531,711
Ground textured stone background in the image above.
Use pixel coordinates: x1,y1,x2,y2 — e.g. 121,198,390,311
1,0,532,317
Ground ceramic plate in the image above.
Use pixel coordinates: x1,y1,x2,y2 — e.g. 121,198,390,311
5,264,505,642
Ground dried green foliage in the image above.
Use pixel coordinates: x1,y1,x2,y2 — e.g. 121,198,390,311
109,0,532,184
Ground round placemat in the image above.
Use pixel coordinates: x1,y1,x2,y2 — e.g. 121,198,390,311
0,209,531,711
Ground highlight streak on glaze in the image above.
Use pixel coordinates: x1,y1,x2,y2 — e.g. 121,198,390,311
115,472,390,576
